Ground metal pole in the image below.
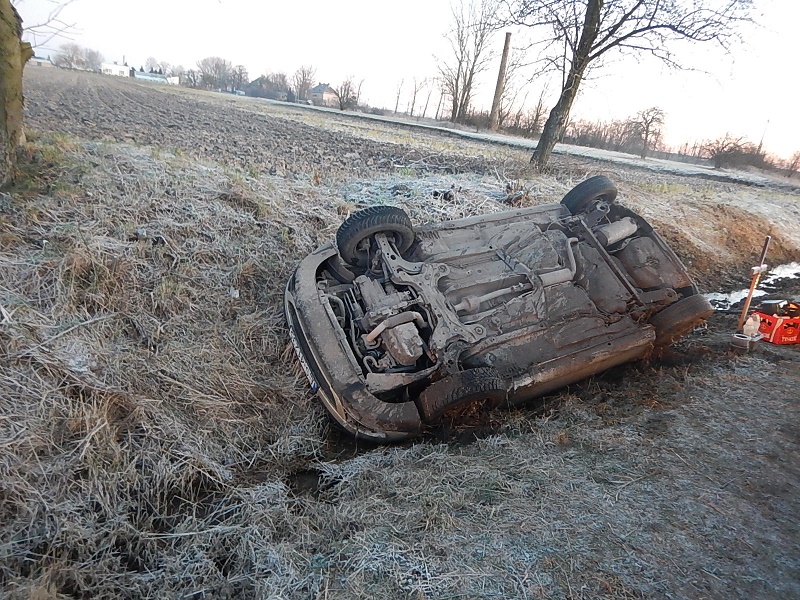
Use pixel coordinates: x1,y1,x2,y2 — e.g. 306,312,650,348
737,235,771,331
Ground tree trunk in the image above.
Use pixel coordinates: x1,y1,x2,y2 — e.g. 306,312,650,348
530,65,586,170
640,124,650,159
457,66,475,123
422,88,432,120
1,0,31,187
530,0,602,170
640,133,649,159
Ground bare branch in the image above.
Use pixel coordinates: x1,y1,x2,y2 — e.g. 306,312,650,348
438,0,499,123
15,0,79,47
498,0,754,169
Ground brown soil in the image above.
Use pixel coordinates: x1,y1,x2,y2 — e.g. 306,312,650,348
0,67,798,599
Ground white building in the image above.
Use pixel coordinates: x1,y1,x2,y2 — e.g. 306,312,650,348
102,63,130,77
132,71,169,84
30,56,54,68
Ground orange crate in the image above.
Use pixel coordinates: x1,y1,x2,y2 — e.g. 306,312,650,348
754,312,800,345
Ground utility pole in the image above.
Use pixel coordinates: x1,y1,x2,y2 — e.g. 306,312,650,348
757,119,769,154
489,32,511,131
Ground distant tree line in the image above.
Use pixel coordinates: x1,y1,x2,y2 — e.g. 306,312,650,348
179,58,321,104
562,107,665,159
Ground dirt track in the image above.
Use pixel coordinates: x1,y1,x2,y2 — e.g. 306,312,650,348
2,67,799,599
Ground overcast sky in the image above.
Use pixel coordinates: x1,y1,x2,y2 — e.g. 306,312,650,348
16,0,798,159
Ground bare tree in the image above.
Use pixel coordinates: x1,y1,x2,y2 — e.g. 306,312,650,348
701,134,757,169
438,0,496,123
292,65,316,101
184,69,200,88
52,41,83,68
83,47,103,72
407,78,426,117
519,91,549,137
502,0,754,169
158,61,170,76
270,72,289,92
232,65,248,90
332,77,357,111
197,57,232,90
632,107,665,158
786,151,800,179
145,57,159,72
170,64,185,80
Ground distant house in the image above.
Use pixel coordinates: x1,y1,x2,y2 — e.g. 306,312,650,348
30,56,54,68
101,62,130,77
310,83,337,107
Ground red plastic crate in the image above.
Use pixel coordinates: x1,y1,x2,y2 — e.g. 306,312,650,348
754,312,800,345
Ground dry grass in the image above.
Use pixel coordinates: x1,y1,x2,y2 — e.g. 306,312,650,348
2,133,799,600
1,138,328,598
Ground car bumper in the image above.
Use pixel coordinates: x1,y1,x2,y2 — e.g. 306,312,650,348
285,244,423,441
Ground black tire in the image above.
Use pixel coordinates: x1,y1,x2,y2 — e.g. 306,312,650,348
561,175,618,215
336,206,415,268
416,367,506,424
650,294,713,347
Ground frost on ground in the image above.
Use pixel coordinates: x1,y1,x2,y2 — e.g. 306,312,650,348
0,68,798,599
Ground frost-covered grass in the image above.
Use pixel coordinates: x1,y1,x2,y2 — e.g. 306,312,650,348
2,135,799,599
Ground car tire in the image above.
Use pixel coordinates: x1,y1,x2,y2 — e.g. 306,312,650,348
650,294,714,347
416,367,506,424
326,254,357,283
561,175,618,215
336,206,415,268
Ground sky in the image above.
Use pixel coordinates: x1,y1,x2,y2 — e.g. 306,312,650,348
14,0,799,160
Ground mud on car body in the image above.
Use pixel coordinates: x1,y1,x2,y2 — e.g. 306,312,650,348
285,176,712,441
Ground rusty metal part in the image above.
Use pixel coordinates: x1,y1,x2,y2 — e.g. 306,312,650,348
594,217,638,247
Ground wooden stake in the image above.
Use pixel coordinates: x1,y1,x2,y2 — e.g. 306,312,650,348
737,235,771,331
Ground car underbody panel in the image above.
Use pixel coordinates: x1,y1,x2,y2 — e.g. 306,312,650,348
285,178,712,441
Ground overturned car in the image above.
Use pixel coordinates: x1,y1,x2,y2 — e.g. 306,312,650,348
285,176,712,441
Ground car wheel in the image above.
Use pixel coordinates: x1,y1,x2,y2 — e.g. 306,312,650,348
336,206,415,268
416,367,506,424
650,294,714,347
561,175,618,215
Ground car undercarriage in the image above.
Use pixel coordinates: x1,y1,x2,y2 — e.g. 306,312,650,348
285,176,713,441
